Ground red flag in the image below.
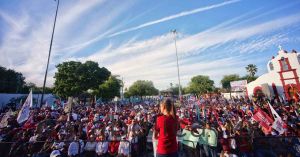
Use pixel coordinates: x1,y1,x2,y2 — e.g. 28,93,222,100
253,108,274,134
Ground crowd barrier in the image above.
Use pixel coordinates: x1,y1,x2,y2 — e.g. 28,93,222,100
0,140,132,157
176,136,300,157
0,136,299,157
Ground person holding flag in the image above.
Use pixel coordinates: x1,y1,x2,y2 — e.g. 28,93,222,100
268,102,285,135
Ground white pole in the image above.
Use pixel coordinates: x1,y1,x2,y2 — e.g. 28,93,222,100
171,30,182,100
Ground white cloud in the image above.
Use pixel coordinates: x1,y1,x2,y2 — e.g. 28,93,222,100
108,0,240,37
0,0,132,86
1,0,300,90
81,13,300,89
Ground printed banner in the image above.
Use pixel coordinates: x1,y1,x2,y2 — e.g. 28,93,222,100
252,108,274,132
230,80,247,92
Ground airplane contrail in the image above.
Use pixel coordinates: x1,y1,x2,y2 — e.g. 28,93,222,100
108,0,241,37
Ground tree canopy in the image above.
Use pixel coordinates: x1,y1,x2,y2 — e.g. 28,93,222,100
125,80,159,97
240,75,258,83
246,64,257,77
0,66,26,93
186,75,214,95
97,76,122,100
167,83,184,95
221,74,241,90
53,61,111,98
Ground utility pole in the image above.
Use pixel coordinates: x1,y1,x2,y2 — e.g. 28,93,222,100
171,29,182,101
40,0,60,107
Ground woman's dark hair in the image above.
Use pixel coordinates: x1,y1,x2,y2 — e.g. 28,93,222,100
161,98,176,119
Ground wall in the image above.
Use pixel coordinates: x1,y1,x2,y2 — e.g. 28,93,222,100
0,93,56,108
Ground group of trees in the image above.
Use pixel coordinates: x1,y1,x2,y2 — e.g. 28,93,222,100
221,64,258,91
0,66,50,94
185,75,215,95
124,80,159,98
53,61,117,99
1,61,258,98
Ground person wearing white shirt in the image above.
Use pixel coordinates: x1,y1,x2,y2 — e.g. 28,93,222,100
127,119,141,157
118,136,130,157
96,135,108,157
85,135,97,157
68,141,79,157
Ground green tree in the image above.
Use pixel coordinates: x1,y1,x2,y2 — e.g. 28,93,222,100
97,76,122,100
221,74,240,90
126,80,159,97
0,66,26,93
169,84,184,95
53,61,111,98
240,75,258,83
186,75,214,95
245,64,257,77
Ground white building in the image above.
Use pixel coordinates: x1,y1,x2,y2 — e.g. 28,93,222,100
247,48,300,101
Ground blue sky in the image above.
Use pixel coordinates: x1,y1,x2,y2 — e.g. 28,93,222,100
1,0,300,90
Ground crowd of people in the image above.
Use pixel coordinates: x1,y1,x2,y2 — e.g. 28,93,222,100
0,94,299,157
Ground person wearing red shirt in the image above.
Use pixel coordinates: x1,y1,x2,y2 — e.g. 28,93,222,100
108,136,120,156
154,98,179,157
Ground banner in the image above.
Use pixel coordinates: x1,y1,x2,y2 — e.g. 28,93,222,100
0,110,13,128
252,108,273,133
230,80,247,92
268,102,285,134
17,90,32,124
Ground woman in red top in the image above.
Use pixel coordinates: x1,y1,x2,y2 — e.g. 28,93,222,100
155,98,179,157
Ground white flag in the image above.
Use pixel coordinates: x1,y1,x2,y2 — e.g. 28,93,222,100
115,104,118,113
268,102,284,134
17,90,32,124
0,110,13,128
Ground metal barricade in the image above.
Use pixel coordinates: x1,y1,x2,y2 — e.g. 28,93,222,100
251,136,300,157
179,140,197,157
1,136,299,157
0,140,132,157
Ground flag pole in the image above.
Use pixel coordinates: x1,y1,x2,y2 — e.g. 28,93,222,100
40,0,60,107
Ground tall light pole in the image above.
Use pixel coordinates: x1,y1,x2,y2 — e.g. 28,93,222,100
171,30,182,101
40,0,60,107
121,77,124,100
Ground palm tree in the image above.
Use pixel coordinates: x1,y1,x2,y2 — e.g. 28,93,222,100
246,64,257,77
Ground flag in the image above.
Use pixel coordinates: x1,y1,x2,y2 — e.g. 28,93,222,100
17,90,32,124
64,97,73,113
0,110,13,128
252,108,274,134
268,102,285,134
202,105,206,120
281,95,285,102
195,104,200,121
115,104,118,113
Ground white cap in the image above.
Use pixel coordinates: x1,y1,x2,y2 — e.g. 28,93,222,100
50,150,61,157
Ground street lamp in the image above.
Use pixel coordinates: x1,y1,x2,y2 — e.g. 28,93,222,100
171,29,182,101
40,0,60,107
